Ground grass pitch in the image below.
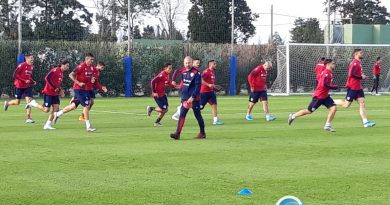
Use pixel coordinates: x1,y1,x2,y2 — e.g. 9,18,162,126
0,96,389,205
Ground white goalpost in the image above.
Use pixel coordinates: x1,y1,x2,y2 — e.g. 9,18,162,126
270,43,390,96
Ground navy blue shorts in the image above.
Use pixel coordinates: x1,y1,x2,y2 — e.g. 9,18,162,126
154,95,168,110
200,92,217,109
43,94,60,107
15,87,33,99
89,90,96,99
346,89,365,102
249,91,268,103
307,96,335,112
73,89,91,107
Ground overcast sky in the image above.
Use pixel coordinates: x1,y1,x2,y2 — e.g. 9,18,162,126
81,0,390,44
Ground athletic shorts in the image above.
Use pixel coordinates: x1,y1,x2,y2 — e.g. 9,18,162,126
249,91,268,103
307,96,335,112
200,92,217,109
154,95,168,110
346,89,365,102
73,89,91,107
89,90,96,99
15,87,33,99
43,94,60,107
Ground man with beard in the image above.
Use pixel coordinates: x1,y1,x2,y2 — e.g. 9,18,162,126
334,49,376,128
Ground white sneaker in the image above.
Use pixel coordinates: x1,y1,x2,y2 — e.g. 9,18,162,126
87,127,97,132
26,118,35,123
171,112,179,121
43,125,56,130
375,93,381,96
324,126,336,132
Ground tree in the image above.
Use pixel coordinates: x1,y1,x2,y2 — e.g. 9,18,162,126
22,0,93,40
188,0,258,43
158,0,186,40
142,25,156,39
0,0,33,40
116,0,159,40
133,25,142,39
324,0,390,24
290,18,324,43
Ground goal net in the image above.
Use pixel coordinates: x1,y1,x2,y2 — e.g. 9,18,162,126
271,43,390,95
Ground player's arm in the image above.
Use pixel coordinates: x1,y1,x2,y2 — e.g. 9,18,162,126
69,69,85,87
191,72,202,98
323,75,338,90
201,72,214,88
93,77,107,92
45,70,60,92
13,65,30,83
350,66,363,79
150,76,160,97
171,69,181,85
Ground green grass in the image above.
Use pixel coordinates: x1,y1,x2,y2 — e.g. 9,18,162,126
1,96,389,205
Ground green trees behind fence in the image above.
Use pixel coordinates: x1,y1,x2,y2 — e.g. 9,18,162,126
0,40,276,98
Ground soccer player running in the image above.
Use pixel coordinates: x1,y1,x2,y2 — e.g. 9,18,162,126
245,61,276,121
288,59,338,132
171,58,201,121
78,62,108,121
370,57,381,96
4,54,36,123
200,60,224,125
146,63,173,126
315,57,326,85
170,56,206,140
334,48,376,128
26,60,70,130
53,53,97,132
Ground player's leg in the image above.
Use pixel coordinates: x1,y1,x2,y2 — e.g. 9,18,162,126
53,92,80,123
44,102,59,130
80,92,95,121
334,89,354,108
356,95,375,127
171,103,181,121
209,93,223,125
260,91,275,121
374,75,380,95
246,92,258,121
322,97,337,132
26,94,51,113
170,102,189,140
152,96,168,126
23,87,34,123
192,101,206,139
4,88,23,111
288,97,319,125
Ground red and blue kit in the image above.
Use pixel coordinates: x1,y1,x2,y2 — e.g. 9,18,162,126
248,65,268,103
345,59,363,90
13,62,34,89
42,67,64,96
150,70,171,110
308,68,338,112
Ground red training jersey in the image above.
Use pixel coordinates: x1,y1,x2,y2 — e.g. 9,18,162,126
172,67,186,89
72,62,95,91
13,62,34,88
150,70,171,97
201,68,215,93
42,67,64,96
345,59,363,90
372,62,381,75
248,65,267,92
92,69,104,91
313,68,338,99
315,60,326,81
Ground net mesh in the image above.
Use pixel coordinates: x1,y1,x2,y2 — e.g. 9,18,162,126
272,44,390,95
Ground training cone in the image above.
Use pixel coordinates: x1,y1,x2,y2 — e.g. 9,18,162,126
237,188,253,195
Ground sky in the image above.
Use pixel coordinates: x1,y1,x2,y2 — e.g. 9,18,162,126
81,0,390,44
